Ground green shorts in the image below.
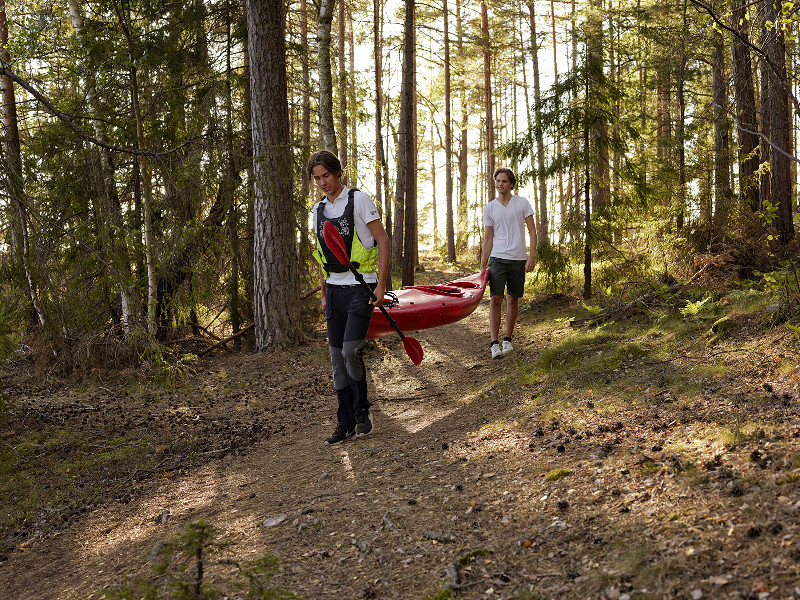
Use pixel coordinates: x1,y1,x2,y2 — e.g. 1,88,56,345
488,257,526,298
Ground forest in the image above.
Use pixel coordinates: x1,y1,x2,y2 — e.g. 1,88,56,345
3,1,800,598
0,0,796,365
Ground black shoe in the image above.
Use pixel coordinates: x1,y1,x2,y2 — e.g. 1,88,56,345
356,411,373,437
324,424,355,445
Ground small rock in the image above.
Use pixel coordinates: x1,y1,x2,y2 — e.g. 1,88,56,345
263,514,288,528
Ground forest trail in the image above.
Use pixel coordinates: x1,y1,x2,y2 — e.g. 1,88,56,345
1,285,530,599
3,276,800,600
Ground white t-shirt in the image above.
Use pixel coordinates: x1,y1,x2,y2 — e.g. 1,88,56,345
482,195,534,261
313,187,381,284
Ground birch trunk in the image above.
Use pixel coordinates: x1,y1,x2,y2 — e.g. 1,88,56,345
112,0,157,335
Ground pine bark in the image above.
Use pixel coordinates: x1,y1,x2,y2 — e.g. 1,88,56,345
528,2,548,243
348,11,358,186
338,0,348,180
1,0,46,329
730,0,760,217
373,0,390,234
397,0,417,285
317,0,337,153
300,0,311,199
763,0,794,242
247,0,301,349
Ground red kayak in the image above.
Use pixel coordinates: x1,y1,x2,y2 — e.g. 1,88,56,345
367,270,489,340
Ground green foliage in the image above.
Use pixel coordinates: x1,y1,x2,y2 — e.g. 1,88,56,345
533,241,572,294
0,310,18,366
679,297,715,318
109,520,298,600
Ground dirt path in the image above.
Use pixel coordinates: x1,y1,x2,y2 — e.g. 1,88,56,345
1,297,524,600
4,287,800,600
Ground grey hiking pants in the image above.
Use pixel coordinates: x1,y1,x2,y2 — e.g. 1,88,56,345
325,283,375,427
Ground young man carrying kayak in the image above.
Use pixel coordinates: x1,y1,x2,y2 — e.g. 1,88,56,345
309,150,391,445
480,167,537,360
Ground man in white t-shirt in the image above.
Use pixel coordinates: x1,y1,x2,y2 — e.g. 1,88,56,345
480,167,537,359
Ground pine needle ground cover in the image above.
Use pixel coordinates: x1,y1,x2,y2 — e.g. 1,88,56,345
1,267,800,599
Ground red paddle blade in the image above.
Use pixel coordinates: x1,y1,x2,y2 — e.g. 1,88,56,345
322,221,351,266
403,336,424,365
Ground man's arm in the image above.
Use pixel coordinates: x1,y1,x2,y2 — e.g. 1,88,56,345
525,214,537,272
480,226,494,271
367,219,391,306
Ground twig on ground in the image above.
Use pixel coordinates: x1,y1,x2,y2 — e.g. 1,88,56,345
197,324,255,356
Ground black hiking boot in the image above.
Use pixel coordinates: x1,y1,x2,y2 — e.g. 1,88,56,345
356,410,373,437
324,424,356,445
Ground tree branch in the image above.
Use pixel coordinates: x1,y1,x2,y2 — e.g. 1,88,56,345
689,0,800,116
0,62,202,157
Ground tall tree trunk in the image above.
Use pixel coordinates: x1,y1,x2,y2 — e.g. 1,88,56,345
444,0,456,261
456,0,469,253
1,0,46,329
247,0,300,349
337,0,348,180
675,0,688,231
300,0,311,199
398,0,417,285
528,2,548,242
430,115,438,247
712,31,733,237
317,0,337,153
348,10,358,186
552,0,565,239
587,0,609,211
225,1,241,346
583,82,592,300
730,0,760,219
764,0,794,242
759,23,772,211
481,2,495,202
373,0,390,237
112,0,157,335
68,0,136,332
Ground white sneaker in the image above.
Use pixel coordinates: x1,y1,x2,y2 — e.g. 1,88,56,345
491,344,503,359
501,339,514,355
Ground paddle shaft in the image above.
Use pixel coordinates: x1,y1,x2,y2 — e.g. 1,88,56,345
343,265,407,340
